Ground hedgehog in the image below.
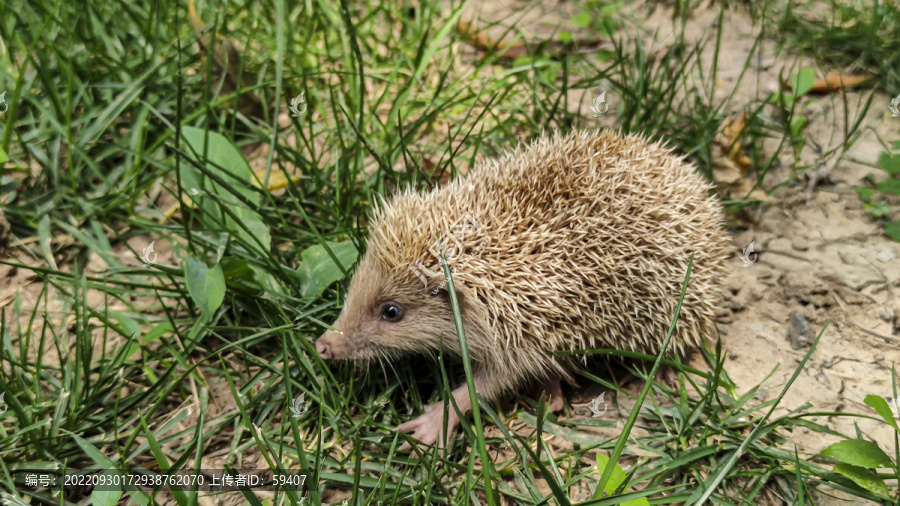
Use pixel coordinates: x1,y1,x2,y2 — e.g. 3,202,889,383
316,129,731,448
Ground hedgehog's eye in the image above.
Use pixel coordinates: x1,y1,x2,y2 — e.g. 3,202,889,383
380,302,404,322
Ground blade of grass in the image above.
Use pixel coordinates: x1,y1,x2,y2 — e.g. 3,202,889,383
595,253,696,498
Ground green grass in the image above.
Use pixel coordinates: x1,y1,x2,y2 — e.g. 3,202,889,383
760,0,900,236
0,0,899,504
758,0,900,91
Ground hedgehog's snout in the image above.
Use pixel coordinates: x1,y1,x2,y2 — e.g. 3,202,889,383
316,330,344,360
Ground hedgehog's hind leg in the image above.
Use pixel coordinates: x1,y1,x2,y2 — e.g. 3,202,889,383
532,373,566,413
532,368,579,414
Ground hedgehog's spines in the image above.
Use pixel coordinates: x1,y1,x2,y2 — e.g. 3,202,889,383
358,129,730,396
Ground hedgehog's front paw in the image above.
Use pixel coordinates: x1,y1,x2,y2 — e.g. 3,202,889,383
395,403,459,453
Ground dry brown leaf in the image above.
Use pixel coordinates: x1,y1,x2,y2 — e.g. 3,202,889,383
711,151,743,185
722,111,747,148
456,21,529,60
455,20,606,60
785,70,875,93
714,111,752,176
712,111,768,203
711,155,768,202
721,111,751,169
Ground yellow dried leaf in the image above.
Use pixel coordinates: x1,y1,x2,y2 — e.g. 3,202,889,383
251,169,300,192
721,110,748,161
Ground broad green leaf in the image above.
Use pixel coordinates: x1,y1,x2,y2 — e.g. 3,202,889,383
179,127,271,255
572,12,593,28
864,395,900,433
878,151,900,175
180,127,256,202
595,453,627,495
596,49,615,62
221,256,286,296
865,201,890,218
128,490,152,506
885,221,900,242
792,68,816,97
854,186,874,202
593,17,619,36
0,146,8,164
877,178,900,196
184,256,226,319
834,463,891,499
790,116,807,137
221,257,255,283
822,439,894,469
600,1,623,15
297,241,359,299
594,454,650,505
558,32,573,43
230,207,272,255
249,264,286,296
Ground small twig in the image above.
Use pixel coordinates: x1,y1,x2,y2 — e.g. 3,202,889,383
762,248,809,262
830,289,849,314
9,236,39,247
846,319,898,344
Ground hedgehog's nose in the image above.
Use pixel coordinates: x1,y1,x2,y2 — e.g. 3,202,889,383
316,332,335,360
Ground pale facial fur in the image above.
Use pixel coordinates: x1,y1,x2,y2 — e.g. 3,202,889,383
315,253,466,365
